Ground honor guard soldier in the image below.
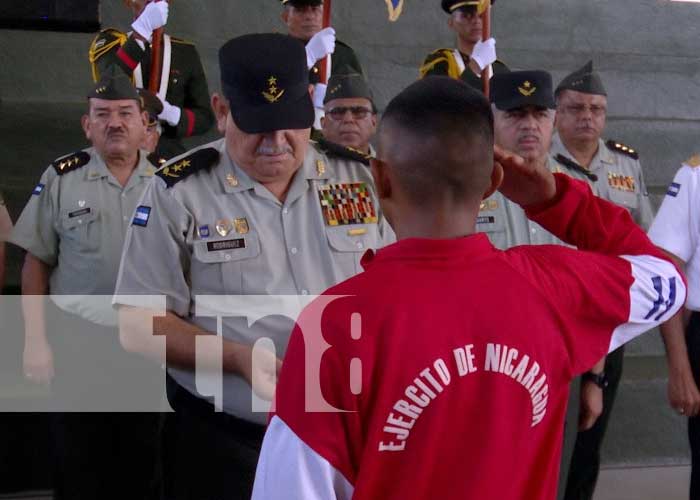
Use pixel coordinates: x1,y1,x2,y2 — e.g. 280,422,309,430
320,72,377,156
419,0,508,92
649,160,700,499
113,33,394,500
89,0,215,160
550,61,655,500
9,70,162,500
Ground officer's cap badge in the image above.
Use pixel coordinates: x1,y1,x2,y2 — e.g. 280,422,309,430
262,76,285,104
518,81,536,97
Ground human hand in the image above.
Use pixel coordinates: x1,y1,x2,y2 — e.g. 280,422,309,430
494,145,557,207
132,1,169,42
306,27,336,69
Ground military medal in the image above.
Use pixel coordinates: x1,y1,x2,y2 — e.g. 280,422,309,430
233,217,249,234
318,183,378,226
216,219,232,236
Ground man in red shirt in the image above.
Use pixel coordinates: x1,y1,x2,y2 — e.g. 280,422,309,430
252,77,685,499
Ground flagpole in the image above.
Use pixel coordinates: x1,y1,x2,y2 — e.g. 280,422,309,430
319,0,332,84
149,0,169,93
481,1,491,97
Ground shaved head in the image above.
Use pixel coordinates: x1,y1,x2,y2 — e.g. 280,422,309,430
377,76,494,206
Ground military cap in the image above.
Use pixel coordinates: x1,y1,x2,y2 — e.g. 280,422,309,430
280,0,323,6
555,60,607,97
219,33,314,134
87,66,140,101
490,70,556,111
441,0,495,14
324,73,375,107
138,89,164,126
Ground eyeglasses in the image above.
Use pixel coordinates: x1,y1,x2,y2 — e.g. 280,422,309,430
561,104,607,117
326,106,373,120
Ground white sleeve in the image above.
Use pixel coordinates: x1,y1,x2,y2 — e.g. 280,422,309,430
648,164,698,262
252,416,354,500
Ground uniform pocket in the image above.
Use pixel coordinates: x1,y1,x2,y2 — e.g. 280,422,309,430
60,207,101,253
325,225,376,276
192,232,261,294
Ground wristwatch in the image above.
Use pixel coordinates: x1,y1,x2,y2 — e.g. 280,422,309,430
582,371,609,389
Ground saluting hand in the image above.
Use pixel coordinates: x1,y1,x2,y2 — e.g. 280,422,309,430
494,144,557,208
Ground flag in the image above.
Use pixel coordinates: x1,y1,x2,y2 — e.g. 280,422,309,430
385,0,403,21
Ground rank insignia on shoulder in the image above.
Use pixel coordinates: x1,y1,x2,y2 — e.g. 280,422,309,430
133,205,151,227
147,152,167,168
685,154,700,168
52,151,90,175
316,137,373,166
667,182,681,198
605,140,639,160
318,183,378,226
156,148,220,188
32,183,45,196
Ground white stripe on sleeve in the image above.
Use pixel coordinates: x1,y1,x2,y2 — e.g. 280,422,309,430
609,254,686,352
252,415,354,500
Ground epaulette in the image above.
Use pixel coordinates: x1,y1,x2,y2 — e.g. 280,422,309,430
315,137,372,166
170,36,194,46
52,151,91,176
156,147,220,188
147,152,167,168
554,154,598,182
605,140,639,160
89,28,127,63
685,154,700,168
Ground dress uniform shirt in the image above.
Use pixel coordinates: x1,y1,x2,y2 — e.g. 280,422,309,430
10,148,156,324
114,138,395,424
551,133,654,229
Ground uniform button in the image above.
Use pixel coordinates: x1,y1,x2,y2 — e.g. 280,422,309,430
530,228,536,234
282,207,289,215
356,241,364,249
78,220,83,225
225,254,232,261
121,193,126,198
301,289,309,295
291,247,298,255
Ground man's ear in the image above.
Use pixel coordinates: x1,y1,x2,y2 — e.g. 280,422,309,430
81,115,91,141
447,15,455,31
210,93,229,135
370,158,392,200
482,161,504,200
281,9,290,26
320,115,326,129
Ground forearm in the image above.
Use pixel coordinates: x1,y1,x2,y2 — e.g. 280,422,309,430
20,254,50,342
661,309,693,376
119,306,249,375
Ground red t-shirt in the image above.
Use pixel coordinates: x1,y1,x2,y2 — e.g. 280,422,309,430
253,175,685,500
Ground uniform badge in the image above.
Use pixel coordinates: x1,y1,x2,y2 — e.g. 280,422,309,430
216,219,232,236
347,228,367,236
32,183,45,196
262,76,285,104
69,207,91,218
608,172,635,192
78,200,86,208
518,80,536,96
233,217,249,234
316,159,326,177
318,183,378,226
667,182,681,198
133,206,151,227
226,173,239,187
198,225,211,239
479,199,498,211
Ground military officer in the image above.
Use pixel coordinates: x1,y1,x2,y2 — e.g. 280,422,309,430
113,33,393,500
550,61,654,500
419,0,508,92
89,0,214,160
320,72,377,155
9,70,162,500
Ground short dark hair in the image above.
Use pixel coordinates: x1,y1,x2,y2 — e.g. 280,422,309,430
379,76,494,204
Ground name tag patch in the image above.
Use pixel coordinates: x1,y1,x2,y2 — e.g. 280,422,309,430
477,216,495,224
69,207,91,218
133,206,151,227
207,238,245,252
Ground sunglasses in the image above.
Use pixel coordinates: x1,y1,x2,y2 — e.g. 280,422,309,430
326,106,373,120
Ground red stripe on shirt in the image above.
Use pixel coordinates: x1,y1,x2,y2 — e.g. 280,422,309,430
117,48,138,71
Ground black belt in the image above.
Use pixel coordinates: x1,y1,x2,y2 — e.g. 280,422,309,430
165,373,266,438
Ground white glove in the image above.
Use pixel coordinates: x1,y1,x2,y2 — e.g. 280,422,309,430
157,96,181,126
131,1,169,43
306,27,336,69
312,83,327,108
471,38,497,71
